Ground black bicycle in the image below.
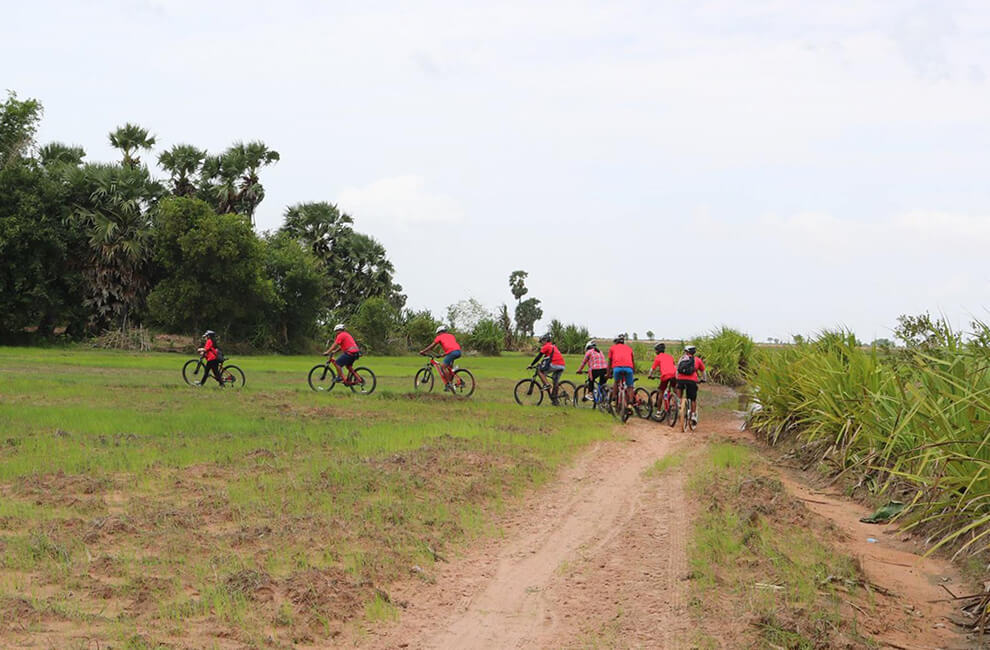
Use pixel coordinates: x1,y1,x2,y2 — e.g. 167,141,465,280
514,366,576,407
182,356,245,388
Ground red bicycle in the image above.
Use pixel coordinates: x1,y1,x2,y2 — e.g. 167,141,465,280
308,356,376,394
414,353,476,397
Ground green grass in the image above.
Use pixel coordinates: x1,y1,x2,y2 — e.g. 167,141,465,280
0,346,615,645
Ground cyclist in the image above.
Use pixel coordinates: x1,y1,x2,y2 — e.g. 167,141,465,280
607,334,636,408
576,340,608,401
323,323,362,383
196,330,223,386
529,333,566,405
419,325,461,390
647,342,677,408
675,345,706,425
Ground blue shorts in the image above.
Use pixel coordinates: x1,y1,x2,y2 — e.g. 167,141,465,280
442,349,461,367
613,367,634,387
336,352,359,367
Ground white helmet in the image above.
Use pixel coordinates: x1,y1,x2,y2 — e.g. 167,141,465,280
685,345,697,353
435,325,448,334
585,340,597,350
333,323,346,332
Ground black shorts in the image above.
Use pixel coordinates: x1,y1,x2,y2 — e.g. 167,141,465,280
676,380,698,401
590,368,608,386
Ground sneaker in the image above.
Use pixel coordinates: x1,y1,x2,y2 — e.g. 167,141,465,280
691,413,698,425
583,394,592,401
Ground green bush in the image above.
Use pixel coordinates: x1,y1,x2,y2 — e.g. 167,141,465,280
690,326,755,386
467,318,502,356
350,297,401,355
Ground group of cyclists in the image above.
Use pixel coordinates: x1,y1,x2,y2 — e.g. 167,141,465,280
193,325,706,423
530,333,706,424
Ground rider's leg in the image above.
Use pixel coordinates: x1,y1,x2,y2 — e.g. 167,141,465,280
203,359,222,385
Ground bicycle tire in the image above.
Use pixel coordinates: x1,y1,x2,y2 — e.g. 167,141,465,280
681,397,689,432
553,381,576,407
649,390,665,422
514,378,543,406
182,359,203,386
413,367,434,393
688,401,698,431
574,385,595,409
597,385,611,413
616,384,630,423
634,387,651,419
451,368,475,397
667,393,679,427
222,364,245,389
349,367,377,395
308,364,336,392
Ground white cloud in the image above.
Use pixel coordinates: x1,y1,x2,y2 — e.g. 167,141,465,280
336,175,464,230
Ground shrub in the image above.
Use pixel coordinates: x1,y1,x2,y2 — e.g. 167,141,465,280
467,318,502,356
351,297,401,355
690,326,755,386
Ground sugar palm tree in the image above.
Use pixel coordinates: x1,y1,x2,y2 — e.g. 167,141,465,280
158,144,206,197
108,123,156,169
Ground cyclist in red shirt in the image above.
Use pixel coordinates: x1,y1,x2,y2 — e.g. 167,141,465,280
196,330,223,386
323,323,362,382
576,340,608,400
419,325,461,389
530,333,566,404
675,345,706,425
648,342,677,394
607,335,636,406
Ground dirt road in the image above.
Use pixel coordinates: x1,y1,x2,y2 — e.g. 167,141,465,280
360,407,976,649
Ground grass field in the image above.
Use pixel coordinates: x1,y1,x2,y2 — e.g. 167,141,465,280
0,347,615,647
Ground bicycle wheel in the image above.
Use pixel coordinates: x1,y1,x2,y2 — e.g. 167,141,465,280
597,385,611,413
182,359,203,386
514,378,543,406
681,398,689,432
574,385,595,409
618,387,631,423
308,364,336,392
649,390,665,422
554,381,576,406
451,369,475,397
688,402,698,431
349,367,377,395
222,365,245,389
667,393,679,427
413,367,434,393
634,387,652,419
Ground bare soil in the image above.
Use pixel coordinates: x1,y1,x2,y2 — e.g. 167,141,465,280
358,399,979,649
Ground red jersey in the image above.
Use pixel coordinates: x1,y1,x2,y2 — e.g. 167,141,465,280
540,342,565,366
651,352,676,378
675,355,705,382
203,338,217,362
334,331,360,353
434,332,460,354
608,343,634,369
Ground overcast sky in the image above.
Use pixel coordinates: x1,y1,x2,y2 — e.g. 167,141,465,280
6,0,990,342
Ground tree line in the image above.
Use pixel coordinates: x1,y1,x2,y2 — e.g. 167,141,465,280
0,92,601,355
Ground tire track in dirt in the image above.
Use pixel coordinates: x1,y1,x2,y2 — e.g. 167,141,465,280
364,419,692,649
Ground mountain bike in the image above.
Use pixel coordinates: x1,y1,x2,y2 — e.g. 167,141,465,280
609,375,632,422
308,356,376,394
414,353,475,397
514,366,575,407
679,389,698,432
182,356,245,388
649,382,679,426
573,374,610,412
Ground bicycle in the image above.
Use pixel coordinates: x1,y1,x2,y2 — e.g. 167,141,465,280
649,381,679,427
606,374,650,422
679,390,698,432
414,353,475,397
182,356,245,388
573,373,610,412
514,366,575,407
308,356,376,394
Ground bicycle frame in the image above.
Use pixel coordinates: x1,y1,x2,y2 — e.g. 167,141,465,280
325,357,362,383
423,355,455,384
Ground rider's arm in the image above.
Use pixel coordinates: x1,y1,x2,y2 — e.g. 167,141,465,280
529,351,543,367
418,341,437,356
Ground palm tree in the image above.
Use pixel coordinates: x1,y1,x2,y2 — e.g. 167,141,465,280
158,144,206,197
280,202,354,259
228,141,279,224
108,123,156,169
73,163,161,331
39,142,85,168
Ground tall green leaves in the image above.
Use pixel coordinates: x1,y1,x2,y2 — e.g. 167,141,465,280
748,327,990,558
691,326,756,386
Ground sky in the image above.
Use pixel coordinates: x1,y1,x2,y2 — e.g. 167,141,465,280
4,0,990,342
